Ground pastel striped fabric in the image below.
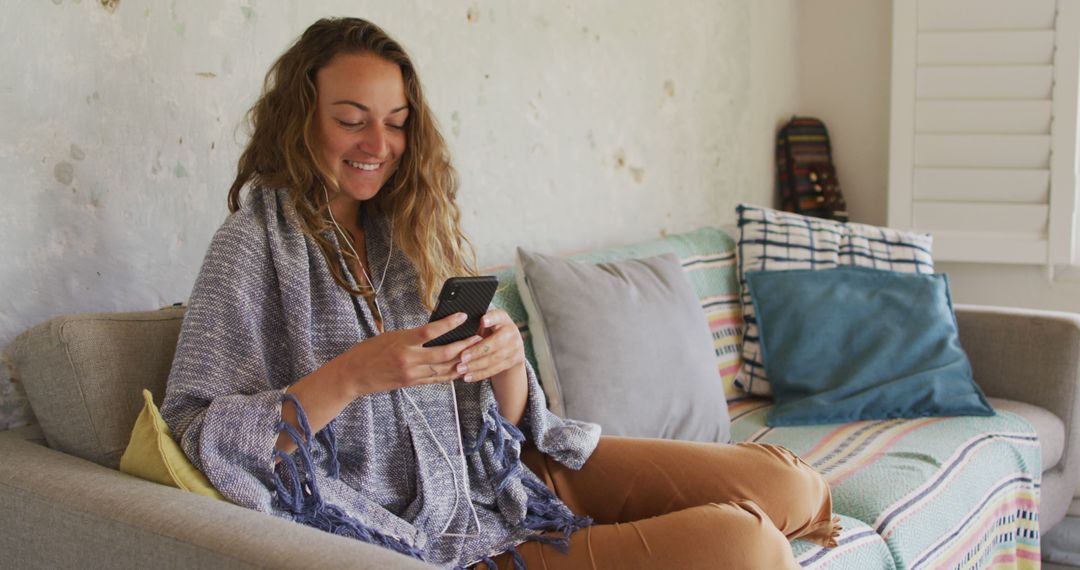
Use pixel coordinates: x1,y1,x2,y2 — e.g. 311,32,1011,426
734,204,935,396
791,516,894,569
490,227,745,400
730,399,1042,569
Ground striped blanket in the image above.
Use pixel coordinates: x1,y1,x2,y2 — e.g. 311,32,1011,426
730,398,1041,569
792,515,895,569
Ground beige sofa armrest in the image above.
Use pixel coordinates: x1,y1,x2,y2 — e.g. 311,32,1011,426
0,429,434,569
954,304,1080,485
955,304,1080,418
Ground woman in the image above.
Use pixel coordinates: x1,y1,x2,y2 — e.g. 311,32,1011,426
161,17,839,569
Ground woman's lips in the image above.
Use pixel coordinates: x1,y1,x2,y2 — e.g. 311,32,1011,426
345,159,381,173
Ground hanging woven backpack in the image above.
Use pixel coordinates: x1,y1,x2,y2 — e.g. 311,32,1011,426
775,116,849,221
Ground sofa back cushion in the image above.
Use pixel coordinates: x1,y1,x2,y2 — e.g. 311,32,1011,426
516,250,731,442
734,204,934,397
7,308,185,468
746,267,992,426
491,226,744,401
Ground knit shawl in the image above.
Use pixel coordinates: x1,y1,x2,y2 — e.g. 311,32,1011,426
161,188,600,567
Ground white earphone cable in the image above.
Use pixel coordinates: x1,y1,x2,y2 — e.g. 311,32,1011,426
403,388,482,538
323,185,480,538
324,185,393,298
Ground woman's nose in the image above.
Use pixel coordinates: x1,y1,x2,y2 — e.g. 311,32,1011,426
357,124,389,158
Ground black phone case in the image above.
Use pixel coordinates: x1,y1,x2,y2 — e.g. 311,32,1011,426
423,276,499,347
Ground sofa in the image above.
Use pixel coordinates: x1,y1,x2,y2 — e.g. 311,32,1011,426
2,225,1078,569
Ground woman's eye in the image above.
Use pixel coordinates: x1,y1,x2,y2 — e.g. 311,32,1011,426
336,119,363,128
388,124,405,131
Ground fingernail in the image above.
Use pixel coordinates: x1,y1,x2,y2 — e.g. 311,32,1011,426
456,313,468,322
457,363,468,374
481,317,489,327
464,374,474,382
461,353,471,363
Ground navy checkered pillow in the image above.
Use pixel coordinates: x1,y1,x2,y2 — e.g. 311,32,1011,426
734,204,934,396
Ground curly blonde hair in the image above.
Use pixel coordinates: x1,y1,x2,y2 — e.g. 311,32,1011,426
228,17,477,308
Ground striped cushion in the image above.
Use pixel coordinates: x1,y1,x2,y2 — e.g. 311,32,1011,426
490,227,744,401
734,204,934,396
730,398,1042,569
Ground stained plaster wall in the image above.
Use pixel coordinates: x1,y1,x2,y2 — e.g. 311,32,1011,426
0,1,801,428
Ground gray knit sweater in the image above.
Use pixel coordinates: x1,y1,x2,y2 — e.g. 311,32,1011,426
161,188,600,567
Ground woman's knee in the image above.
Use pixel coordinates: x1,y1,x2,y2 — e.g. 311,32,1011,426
732,443,833,533
737,443,829,499
701,501,800,569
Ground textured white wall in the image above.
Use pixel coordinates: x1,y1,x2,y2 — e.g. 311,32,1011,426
797,0,891,227
0,1,800,428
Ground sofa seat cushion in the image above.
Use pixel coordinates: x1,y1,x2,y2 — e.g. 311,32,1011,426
728,397,1042,568
987,397,1064,471
791,514,893,569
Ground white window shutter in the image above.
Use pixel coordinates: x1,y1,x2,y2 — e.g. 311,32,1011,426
888,0,1079,265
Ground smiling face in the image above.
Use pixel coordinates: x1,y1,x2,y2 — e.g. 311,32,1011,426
313,52,409,204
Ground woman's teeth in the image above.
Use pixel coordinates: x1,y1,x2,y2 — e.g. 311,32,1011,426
347,160,379,171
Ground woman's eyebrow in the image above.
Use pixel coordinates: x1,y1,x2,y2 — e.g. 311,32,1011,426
331,100,409,114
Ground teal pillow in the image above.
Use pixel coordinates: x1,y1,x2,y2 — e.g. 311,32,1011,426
745,267,994,426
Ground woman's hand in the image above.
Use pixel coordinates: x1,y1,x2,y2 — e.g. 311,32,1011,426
276,313,481,456
338,312,483,397
458,309,526,383
461,309,529,424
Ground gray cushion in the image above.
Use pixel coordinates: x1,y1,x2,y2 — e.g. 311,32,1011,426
988,397,1065,472
516,249,730,442
7,308,185,468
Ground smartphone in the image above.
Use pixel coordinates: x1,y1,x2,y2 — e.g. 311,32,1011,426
423,276,499,347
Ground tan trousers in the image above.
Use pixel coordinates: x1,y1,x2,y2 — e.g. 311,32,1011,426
485,436,840,570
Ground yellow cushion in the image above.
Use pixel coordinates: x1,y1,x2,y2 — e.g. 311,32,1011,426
119,389,226,501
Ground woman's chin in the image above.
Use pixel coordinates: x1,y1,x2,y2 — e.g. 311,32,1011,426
338,182,382,202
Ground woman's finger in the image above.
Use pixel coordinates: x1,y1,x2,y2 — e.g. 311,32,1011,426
424,334,483,364
411,360,462,385
461,345,519,382
455,315,525,381
480,309,513,330
465,323,519,357
461,332,501,365
415,312,469,345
